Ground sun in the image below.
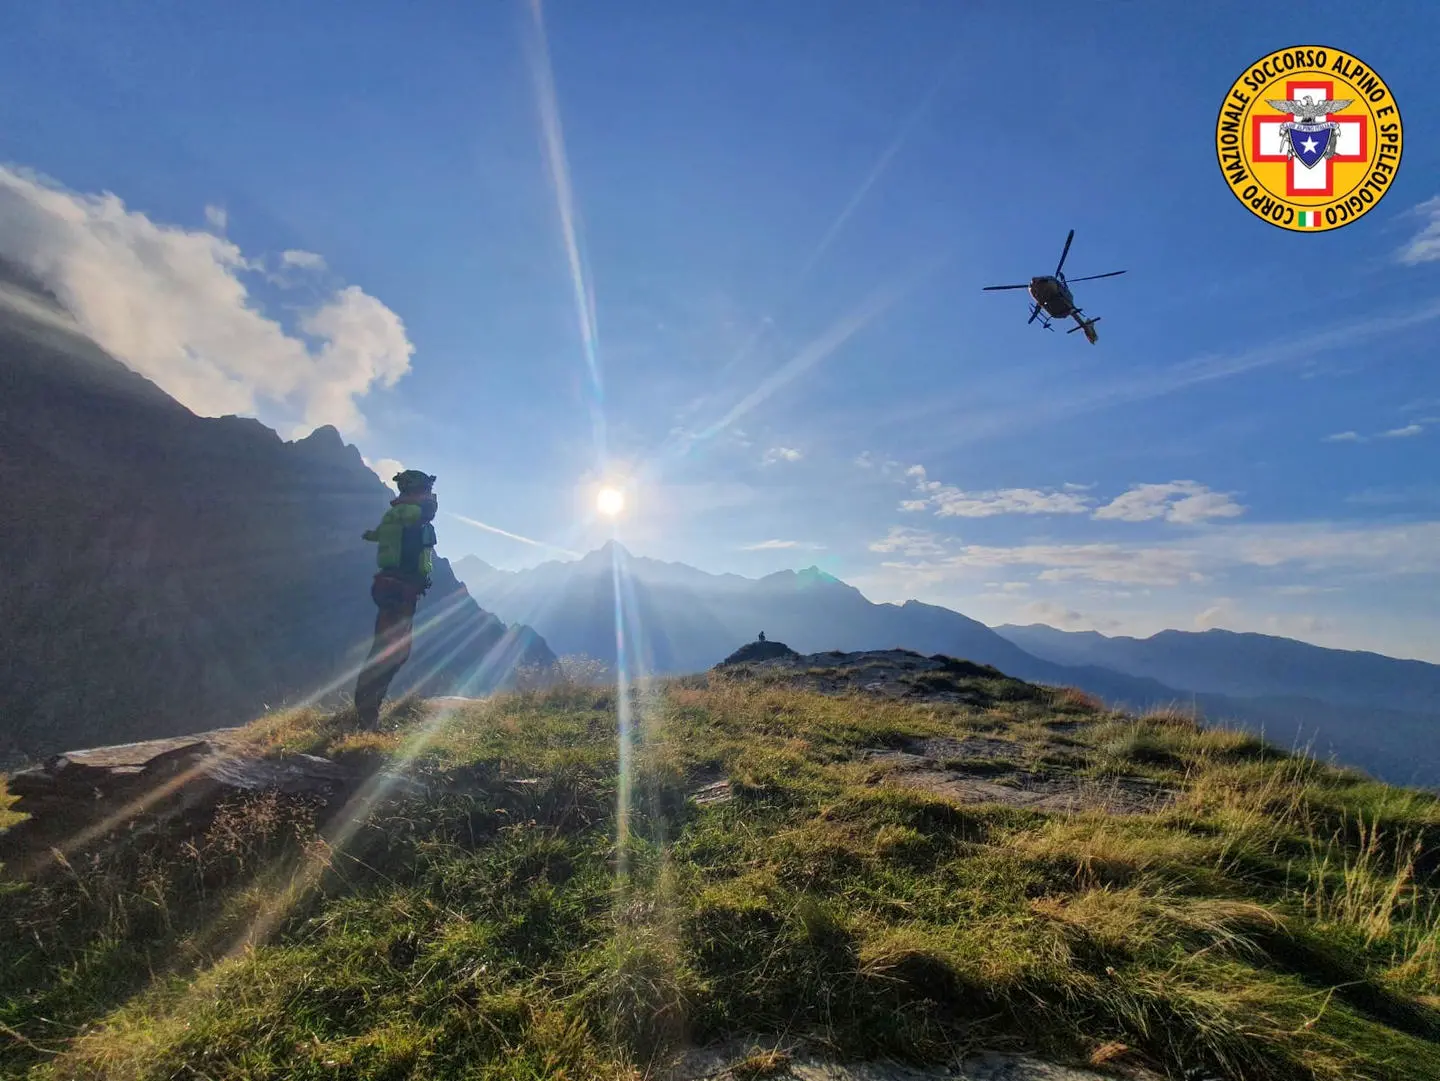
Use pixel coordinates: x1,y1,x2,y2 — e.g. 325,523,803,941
596,486,626,518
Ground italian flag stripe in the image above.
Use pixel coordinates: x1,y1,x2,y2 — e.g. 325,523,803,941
1298,210,1321,228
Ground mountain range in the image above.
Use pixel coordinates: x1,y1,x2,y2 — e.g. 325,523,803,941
5,249,1435,788
994,623,1440,719
0,260,553,764
455,545,1440,788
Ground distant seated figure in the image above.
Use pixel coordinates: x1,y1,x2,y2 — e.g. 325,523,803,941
758,631,766,642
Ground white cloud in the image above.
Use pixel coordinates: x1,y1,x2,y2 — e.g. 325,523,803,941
854,452,907,479
1194,598,1238,630
1204,521,1440,575
741,539,824,551
204,205,227,231
868,526,947,557
296,285,413,435
900,465,1094,518
1397,195,1440,266
934,487,1094,518
1323,415,1434,443
875,519,1440,593
1021,601,1118,632
0,166,412,437
878,543,1203,587
900,469,1245,525
280,249,327,271
364,456,406,490
883,300,1440,445
1092,481,1244,524
943,543,1204,586
762,446,803,465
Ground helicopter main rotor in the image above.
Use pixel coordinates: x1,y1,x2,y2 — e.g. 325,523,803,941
980,228,1126,290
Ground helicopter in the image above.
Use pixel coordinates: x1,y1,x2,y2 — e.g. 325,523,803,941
982,229,1125,344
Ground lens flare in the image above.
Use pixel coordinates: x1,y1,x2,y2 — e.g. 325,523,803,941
596,486,625,517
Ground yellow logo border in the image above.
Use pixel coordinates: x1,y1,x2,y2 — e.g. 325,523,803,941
1215,45,1403,233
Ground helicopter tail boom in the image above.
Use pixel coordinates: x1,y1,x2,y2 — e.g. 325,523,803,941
1066,314,1100,344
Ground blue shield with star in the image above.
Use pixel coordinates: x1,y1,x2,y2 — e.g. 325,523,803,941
1288,124,1331,169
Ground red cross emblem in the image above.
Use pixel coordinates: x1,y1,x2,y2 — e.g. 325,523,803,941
1251,80,1367,197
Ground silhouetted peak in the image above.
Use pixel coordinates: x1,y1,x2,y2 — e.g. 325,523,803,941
797,565,839,583
581,540,633,565
759,565,852,594
288,424,370,474
454,554,498,576
294,424,345,451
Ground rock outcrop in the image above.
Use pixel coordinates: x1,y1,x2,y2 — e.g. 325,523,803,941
714,646,1019,703
0,729,344,865
717,638,800,665
711,647,1176,815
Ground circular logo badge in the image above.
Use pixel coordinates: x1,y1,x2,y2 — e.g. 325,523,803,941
1216,46,1402,232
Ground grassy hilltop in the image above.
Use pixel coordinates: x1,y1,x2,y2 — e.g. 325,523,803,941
3,656,1440,1080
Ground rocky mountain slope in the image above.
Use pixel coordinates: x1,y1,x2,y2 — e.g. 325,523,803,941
454,547,1440,787
0,264,553,763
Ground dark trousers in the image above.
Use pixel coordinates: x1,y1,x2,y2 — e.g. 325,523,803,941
354,574,422,727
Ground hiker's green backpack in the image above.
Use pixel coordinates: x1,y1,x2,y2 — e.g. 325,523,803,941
364,501,436,581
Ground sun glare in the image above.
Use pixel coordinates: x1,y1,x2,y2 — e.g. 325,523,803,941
596,486,626,518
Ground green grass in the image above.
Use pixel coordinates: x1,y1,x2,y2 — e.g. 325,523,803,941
0,779,21,832
2,671,1440,1080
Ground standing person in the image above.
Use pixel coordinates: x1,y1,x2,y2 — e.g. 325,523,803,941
353,470,438,728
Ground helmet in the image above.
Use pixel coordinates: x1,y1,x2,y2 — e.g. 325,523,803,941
393,469,437,494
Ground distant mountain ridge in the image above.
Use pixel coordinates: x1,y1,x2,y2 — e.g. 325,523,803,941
0,264,554,763
994,624,1440,717
454,546,1440,788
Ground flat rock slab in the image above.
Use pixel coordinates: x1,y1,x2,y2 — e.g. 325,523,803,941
6,729,246,801
887,768,1172,815
691,779,734,806
902,736,1023,762
666,1041,1154,1080
201,752,352,795
863,738,1173,816
1,729,368,864
48,729,246,769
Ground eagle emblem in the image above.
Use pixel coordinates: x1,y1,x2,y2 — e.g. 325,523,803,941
1265,94,1354,169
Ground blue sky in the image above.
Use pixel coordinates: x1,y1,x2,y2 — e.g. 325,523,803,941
3,1,1439,660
